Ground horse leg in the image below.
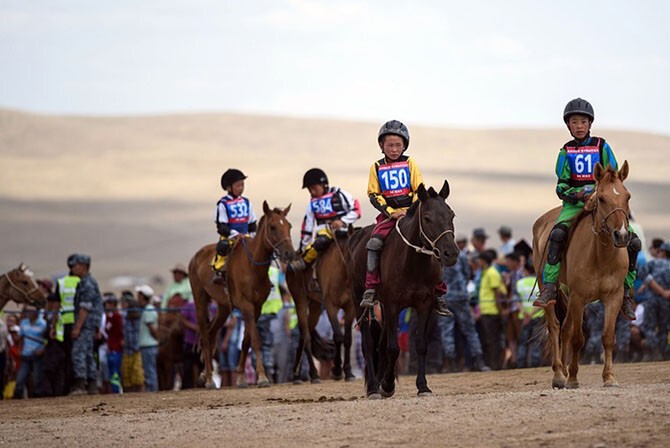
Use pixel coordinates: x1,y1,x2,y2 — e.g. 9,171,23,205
545,306,566,389
414,307,433,397
325,302,345,381
194,290,216,389
602,297,621,387
305,299,323,383
207,304,230,356
567,300,586,389
246,306,272,388
359,314,382,399
343,303,356,381
236,327,252,388
380,305,400,398
289,279,319,384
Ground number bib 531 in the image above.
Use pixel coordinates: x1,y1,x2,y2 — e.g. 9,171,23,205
378,161,411,197
566,143,600,182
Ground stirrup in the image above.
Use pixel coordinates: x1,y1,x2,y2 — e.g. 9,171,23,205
212,270,226,285
289,259,307,272
434,298,452,317
620,294,636,321
360,289,376,308
533,283,557,308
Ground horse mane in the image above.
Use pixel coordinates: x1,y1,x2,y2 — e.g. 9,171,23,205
405,200,420,218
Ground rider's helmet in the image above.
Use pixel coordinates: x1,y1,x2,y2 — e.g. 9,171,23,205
377,120,410,151
302,168,329,189
220,169,247,190
563,98,595,123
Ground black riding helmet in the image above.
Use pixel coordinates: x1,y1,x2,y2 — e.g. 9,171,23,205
563,98,595,123
378,120,410,151
302,168,329,189
220,168,247,190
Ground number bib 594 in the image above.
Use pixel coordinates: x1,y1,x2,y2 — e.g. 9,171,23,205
566,143,600,182
378,161,411,197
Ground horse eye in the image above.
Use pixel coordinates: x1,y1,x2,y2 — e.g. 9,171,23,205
270,225,276,231
598,197,605,203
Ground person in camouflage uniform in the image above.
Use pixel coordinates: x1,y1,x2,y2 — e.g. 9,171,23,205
639,242,670,360
534,98,641,322
69,254,104,395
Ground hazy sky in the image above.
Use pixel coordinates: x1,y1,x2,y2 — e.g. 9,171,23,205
1,1,669,133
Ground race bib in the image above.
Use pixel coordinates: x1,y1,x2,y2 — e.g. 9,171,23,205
378,161,411,197
310,192,337,219
225,197,250,223
566,144,600,181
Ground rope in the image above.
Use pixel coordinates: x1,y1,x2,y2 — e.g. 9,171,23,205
394,202,454,259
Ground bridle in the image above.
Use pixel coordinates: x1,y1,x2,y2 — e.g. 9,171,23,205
590,189,631,247
395,202,454,259
1,270,42,306
241,213,293,266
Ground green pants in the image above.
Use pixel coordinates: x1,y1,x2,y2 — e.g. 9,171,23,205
543,202,635,289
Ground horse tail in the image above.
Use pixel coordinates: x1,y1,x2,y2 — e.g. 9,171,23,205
363,318,383,389
309,329,336,361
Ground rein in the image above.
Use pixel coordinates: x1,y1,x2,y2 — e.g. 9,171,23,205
589,193,630,246
240,217,293,266
1,271,41,305
395,203,454,259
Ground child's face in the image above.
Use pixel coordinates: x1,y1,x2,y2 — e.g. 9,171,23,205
307,184,325,198
567,114,591,140
381,135,405,161
228,179,245,197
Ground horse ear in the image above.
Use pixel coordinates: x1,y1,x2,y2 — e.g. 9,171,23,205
263,200,271,215
417,183,428,202
618,160,629,182
438,180,450,199
427,187,438,198
593,163,605,182
282,203,292,216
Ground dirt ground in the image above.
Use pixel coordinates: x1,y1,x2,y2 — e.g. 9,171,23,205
1,362,668,448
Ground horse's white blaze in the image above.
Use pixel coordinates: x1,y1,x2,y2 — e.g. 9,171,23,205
613,186,621,195
279,219,284,225
619,223,627,235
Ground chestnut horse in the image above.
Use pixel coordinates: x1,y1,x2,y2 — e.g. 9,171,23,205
286,227,355,383
0,264,47,310
157,294,185,391
350,182,460,399
188,201,297,388
533,161,631,388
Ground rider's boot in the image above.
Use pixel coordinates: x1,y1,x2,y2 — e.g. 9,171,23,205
434,295,453,317
360,237,383,308
534,224,568,307
534,282,557,307
621,288,636,321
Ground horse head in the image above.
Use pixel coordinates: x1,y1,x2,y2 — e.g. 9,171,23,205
3,263,47,307
413,180,460,267
260,201,298,264
584,160,631,248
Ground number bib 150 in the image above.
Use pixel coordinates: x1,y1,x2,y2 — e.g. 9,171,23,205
378,161,411,197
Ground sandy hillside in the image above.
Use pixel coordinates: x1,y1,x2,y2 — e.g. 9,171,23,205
0,109,668,291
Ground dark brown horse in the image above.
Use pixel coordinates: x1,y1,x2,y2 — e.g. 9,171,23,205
533,162,631,388
286,227,355,383
188,201,297,388
350,182,459,398
0,264,47,310
157,294,185,391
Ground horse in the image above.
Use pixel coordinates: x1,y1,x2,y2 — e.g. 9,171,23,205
0,264,47,310
533,161,631,389
157,294,185,391
285,227,355,383
188,201,297,388
350,182,460,399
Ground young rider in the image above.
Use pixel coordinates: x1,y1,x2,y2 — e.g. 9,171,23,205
212,169,257,285
360,120,451,317
533,98,641,321
290,168,361,271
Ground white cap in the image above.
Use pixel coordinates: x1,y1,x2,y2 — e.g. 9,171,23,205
10,325,20,333
135,284,155,298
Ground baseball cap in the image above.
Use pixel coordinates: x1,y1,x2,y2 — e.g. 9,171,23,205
498,226,512,236
171,263,188,275
9,325,20,333
660,242,670,253
472,228,489,239
135,285,155,298
69,254,91,267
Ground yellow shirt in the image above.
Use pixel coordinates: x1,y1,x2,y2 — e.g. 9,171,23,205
367,155,424,217
479,266,506,316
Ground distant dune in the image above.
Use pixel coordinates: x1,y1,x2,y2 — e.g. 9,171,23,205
1,108,668,292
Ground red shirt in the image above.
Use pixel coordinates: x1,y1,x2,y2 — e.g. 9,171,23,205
105,312,124,352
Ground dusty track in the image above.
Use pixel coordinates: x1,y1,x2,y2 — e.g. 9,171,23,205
2,362,669,447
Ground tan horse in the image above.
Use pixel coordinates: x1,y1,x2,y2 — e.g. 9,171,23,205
286,228,354,383
188,201,297,388
0,264,47,310
533,161,631,389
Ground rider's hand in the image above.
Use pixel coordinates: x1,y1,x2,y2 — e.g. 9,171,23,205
331,220,345,230
390,210,406,220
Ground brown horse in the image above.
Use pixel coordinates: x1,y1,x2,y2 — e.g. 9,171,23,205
0,264,47,310
286,227,355,383
188,201,297,388
533,161,631,389
350,182,460,398
157,294,185,391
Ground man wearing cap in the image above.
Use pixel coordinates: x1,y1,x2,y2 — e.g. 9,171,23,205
53,254,82,393
13,304,47,398
161,263,193,310
136,285,159,392
638,242,670,361
469,228,489,313
498,226,517,257
69,254,104,395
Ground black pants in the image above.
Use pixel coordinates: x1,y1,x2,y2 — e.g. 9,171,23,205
479,315,503,370
39,341,66,397
181,344,203,389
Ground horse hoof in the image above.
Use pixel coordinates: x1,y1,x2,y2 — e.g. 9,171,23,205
552,381,566,390
380,386,395,398
205,381,217,390
417,391,433,397
367,393,383,400
330,372,344,381
345,375,357,382
257,380,271,388
310,377,322,384
236,382,249,389
603,381,620,388
566,382,579,389
292,379,304,385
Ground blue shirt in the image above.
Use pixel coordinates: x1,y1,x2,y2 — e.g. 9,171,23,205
123,313,141,354
19,317,47,357
443,251,471,302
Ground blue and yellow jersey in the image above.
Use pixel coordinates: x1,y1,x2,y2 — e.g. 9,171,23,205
368,155,424,217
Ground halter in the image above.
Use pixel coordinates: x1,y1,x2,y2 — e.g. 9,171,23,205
1,270,42,306
590,191,631,246
240,215,293,266
395,202,454,259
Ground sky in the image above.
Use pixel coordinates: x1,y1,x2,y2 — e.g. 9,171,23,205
1,0,669,134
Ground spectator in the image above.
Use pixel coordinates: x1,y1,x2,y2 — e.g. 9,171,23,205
502,252,523,369
219,307,243,388
121,290,144,393
253,264,283,383
162,263,193,309
516,260,543,368
498,226,517,256
14,305,47,398
5,315,21,399
0,314,7,397
469,227,489,314
69,254,104,396
455,234,468,252
273,287,297,384
179,295,202,389
477,249,507,371
104,293,124,394
137,285,159,392
39,291,67,397
53,254,82,393
397,308,412,375
638,242,670,361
